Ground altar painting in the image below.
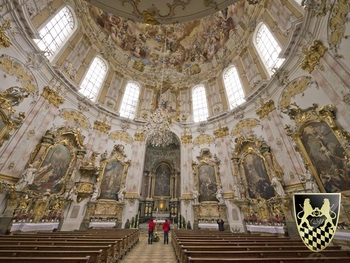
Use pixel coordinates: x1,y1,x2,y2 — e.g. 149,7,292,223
198,164,217,202
300,121,350,192
30,144,72,194
100,160,124,199
243,153,274,199
154,162,171,196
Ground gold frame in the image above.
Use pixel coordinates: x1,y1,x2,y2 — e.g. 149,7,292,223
233,135,284,200
192,148,221,203
97,144,130,200
27,126,86,195
284,104,350,193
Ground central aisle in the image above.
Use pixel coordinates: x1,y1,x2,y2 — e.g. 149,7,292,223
120,231,177,263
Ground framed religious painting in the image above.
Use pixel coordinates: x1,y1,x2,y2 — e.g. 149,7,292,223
98,145,130,200
192,148,221,203
286,104,350,194
153,162,171,197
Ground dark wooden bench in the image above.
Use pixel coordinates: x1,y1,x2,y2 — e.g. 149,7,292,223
187,256,350,262
0,250,102,263
0,245,111,263
183,249,350,263
0,256,90,263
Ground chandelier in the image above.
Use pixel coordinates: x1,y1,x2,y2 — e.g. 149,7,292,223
144,26,173,148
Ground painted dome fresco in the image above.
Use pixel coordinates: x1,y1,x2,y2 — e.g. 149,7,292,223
83,0,251,87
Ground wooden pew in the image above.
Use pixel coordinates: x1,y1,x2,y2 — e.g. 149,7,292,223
0,245,112,263
188,257,350,263
183,250,350,263
0,250,102,263
0,240,119,262
0,256,90,263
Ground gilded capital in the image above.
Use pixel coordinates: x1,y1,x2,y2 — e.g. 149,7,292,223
301,40,327,73
93,120,111,133
42,86,64,107
213,126,229,138
256,100,275,120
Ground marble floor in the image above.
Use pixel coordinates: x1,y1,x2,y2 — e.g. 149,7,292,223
120,231,177,263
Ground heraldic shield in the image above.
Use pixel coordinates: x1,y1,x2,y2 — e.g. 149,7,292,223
293,193,341,252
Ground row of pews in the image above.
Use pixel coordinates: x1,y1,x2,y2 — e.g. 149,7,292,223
171,229,350,263
0,228,139,262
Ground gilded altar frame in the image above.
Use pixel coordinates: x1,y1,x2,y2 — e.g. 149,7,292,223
192,148,221,203
284,104,350,194
97,144,130,200
233,135,283,200
26,127,86,195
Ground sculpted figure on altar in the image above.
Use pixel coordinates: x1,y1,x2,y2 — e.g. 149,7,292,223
15,163,51,191
91,181,101,201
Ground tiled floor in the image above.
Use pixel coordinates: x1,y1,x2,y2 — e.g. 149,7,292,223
120,231,177,263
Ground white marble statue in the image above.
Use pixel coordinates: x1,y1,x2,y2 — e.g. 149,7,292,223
91,182,101,201
271,175,286,197
215,186,224,203
68,185,78,203
14,163,51,191
191,187,199,203
118,187,126,201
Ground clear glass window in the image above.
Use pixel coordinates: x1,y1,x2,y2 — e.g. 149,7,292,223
34,6,75,61
79,57,107,101
223,66,246,110
255,23,284,75
192,85,209,123
119,82,140,119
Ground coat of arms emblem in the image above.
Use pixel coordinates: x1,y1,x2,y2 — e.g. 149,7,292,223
293,193,341,252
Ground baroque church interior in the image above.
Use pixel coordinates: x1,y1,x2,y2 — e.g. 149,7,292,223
0,0,350,249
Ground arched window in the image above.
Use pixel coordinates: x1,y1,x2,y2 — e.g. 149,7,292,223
255,23,284,76
79,57,107,101
119,81,140,119
34,6,76,61
223,66,246,110
192,85,209,123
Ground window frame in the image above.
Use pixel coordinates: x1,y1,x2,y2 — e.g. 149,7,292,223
222,65,246,110
253,22,284,77
192,84,209,123
119,81,141,120
78,56,108,102
34,5,78,62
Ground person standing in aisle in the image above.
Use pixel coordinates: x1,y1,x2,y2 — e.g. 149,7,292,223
162,218,171,244
148,218,155,244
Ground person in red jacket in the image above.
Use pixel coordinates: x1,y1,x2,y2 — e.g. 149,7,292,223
148,218,155,244
162,219,171,244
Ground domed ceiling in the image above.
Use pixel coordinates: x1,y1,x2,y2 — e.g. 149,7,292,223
85,0,240,24
83,0,251,87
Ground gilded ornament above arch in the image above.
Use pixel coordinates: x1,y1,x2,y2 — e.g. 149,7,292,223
134,132,146,142
279,76,313,109
300,40,327,73
61,109,90,129
110,130,133,143
42,86,64,108
93,120,111,134
0,20,12,48
213,126,229,138
231,119,259,136
181,134,193,144
193,134,215,146
328,0,350,54
0,56,36,93
256,100,275,120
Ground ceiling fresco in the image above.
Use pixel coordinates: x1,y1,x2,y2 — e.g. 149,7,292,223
88,1,246,81
85,0,240,24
